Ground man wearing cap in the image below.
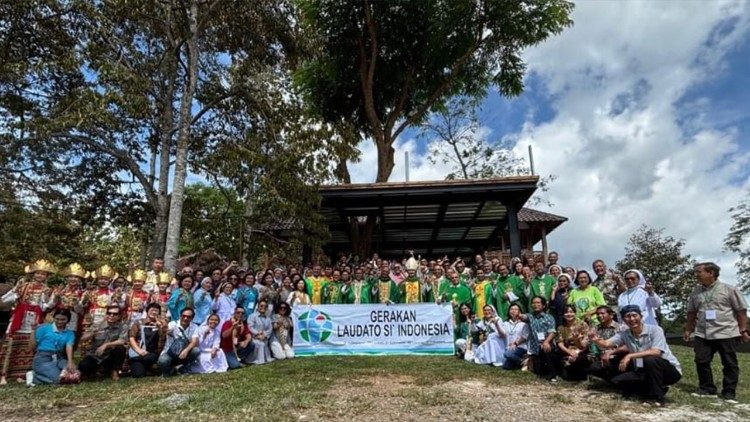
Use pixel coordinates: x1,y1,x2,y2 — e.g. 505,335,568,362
684,262,749,402
591,305,681,405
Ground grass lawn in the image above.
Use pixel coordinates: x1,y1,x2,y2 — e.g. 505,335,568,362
0,345,747,421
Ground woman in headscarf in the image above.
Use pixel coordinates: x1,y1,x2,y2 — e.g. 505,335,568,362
618,269,661,325
270,302,294,360
548,265,563,279
190,314,228,374
247,299,274,364
192,278,214,326
472,304,507,366
550,274,574,327
212,282,237,328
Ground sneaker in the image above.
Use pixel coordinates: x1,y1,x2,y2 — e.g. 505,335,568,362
25,371,35,387
720,394,738,404
691,392,717,398
548,377,559,384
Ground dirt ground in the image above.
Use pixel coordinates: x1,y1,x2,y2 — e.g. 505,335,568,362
295,375,749,422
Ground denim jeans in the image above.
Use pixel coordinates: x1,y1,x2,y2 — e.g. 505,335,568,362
502,347,527,370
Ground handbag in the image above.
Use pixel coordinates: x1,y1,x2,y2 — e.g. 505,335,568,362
167,325,188,358
128,324,148,359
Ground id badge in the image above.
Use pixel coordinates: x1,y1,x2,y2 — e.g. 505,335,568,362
51,354,58,362
705,309,717,320
635,358,643,368
536,332,546,341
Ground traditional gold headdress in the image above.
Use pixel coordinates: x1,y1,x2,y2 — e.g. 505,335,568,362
62,263,88,279
128,269,147,283
28,259,57,274
157,271,174,285
91,264,118,280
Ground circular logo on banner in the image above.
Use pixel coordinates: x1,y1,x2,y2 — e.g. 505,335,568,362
298,309,333,343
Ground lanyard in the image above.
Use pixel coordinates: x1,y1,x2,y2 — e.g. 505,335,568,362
701,282,718,307
626,329,642,351
624,287,639,305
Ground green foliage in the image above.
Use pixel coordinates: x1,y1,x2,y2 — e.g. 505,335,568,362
295,0,574,181
724,193,750,293
616,225,696,316
180,184,244,259
0,188,84,277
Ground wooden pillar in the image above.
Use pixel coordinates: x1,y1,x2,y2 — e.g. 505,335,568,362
541,226,549,265
506,202,521,259
302,244,312,265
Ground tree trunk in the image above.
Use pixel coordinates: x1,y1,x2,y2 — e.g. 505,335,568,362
374,135,395,183
149,7,179,261
164,0,199,272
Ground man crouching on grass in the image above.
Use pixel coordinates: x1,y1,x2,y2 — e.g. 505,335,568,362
590,305,682,406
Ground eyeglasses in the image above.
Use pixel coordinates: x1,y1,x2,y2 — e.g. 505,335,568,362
106,312,120,316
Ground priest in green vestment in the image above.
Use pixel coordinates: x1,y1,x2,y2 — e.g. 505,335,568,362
374,264,399,304
305,264,329,305
323,269,344,304
342,268,372,304
530,262,556,304
495,264,525,317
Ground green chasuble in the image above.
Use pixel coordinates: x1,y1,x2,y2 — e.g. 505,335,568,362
439,283,473,321
323,281,343,304
343,280,372,304
305,276,329,305
399,277,433,303
530,275,556,304
375,278,400,304
496,276,526,316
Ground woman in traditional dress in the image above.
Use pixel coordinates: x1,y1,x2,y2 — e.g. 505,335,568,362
125,270,150,325
235,273,258,317
472,305,507,366
55,263,86,348
150,273,171,316
190,314,228,374
501,303,530,370
29,309,76,385
287,279,311,307
213,282,237,328
247,300,274,364
270,302,294,360
550,274,573,327
556,304,591,380
277,275,294,308
167,275,194,321
0,260,57,385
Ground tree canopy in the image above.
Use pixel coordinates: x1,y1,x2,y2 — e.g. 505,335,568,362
725,193,750,293
295,0,574,182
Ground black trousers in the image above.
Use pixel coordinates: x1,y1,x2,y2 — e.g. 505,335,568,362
693,336,740,398
586,355,623,383
532,349,560,380
128,352,159,378
78,346,127,377
610,356,681,401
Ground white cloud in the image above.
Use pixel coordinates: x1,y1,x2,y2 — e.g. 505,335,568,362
348,0,750,284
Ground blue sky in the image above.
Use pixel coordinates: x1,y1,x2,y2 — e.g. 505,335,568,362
349,0,750,283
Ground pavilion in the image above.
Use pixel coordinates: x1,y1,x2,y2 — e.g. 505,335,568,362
315,176,567,262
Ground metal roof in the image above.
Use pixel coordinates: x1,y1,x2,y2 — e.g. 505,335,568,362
319,176,549,257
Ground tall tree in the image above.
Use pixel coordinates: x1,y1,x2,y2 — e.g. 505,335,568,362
724,193,750,293
1,1,301,271
616,225,696,317
295,0,574,183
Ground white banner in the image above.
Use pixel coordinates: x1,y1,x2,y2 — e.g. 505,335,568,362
291,303,455,356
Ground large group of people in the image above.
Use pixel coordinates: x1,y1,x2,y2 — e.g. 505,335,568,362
0,251,747,407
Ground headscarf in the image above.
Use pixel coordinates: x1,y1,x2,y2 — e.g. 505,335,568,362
548,264,563,275
557,273,573,285
624,269,646,288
